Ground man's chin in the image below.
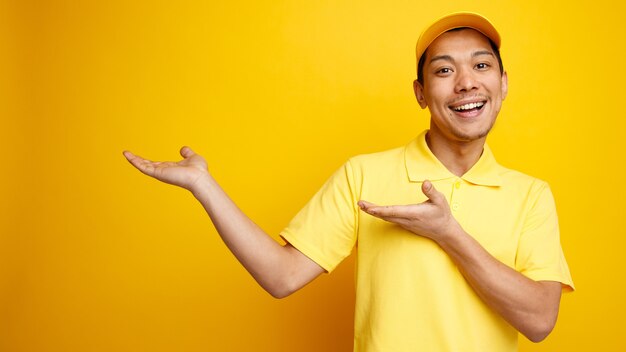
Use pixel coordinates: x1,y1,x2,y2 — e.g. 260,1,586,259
449,128,492,142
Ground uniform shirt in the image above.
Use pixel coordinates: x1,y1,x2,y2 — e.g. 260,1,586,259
281,130,574,352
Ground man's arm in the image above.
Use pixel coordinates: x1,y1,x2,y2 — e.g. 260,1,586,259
123,147,325,298
358,180,562,342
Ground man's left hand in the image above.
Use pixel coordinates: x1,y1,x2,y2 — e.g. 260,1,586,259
358,180,461,244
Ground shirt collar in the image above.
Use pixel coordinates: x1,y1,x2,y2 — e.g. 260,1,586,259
404,130,503,187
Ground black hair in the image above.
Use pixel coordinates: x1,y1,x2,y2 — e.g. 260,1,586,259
416,28,504,86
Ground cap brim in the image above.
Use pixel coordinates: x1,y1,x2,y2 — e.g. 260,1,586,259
416,12,501,61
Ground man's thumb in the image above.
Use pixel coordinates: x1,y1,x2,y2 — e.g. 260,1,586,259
180,146,195,158
422,180,444,203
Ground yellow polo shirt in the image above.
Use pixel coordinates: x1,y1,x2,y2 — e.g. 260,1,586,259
281,130,574,352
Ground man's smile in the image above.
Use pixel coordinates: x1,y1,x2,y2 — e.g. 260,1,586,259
451,101,485,112
447,98,488,118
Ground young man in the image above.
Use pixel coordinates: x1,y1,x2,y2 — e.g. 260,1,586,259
124,12,573,352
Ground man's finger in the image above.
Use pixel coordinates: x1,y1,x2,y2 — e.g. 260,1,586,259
123,150,141,166
122,150,140,163
421,180,445,204
123,150,156,175
180,146,195,158
359,201,414,220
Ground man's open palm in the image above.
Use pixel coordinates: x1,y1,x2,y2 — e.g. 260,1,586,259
358,181,460,243
123,146,209,192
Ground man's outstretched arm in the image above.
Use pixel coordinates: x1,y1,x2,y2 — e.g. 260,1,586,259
123,147,324,298
358,180,562,342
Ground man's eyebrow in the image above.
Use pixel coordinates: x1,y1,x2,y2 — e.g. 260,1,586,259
429,54,453,64
472,50,495,58
428,50,495,65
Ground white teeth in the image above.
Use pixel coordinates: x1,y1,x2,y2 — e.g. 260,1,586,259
453,102,484,111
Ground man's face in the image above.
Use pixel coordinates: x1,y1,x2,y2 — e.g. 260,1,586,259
414,28,508,144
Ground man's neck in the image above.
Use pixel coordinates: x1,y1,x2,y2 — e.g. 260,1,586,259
425,130,486,177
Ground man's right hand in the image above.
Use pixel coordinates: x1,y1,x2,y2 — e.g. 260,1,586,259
123,145,324,298
123,146,210,193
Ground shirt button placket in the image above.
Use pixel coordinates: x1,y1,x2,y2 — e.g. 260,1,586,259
450,179,462,213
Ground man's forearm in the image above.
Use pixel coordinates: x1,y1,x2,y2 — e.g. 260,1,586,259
358,181,563,341
437,227,562,342
123,148,323,298
190,175,323,298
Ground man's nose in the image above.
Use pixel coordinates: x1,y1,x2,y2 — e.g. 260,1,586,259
455,68,479,93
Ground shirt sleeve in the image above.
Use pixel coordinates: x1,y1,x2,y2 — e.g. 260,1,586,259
280,161,359,273
515,182,575,291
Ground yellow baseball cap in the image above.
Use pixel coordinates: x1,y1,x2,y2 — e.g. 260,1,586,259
415,12,501,61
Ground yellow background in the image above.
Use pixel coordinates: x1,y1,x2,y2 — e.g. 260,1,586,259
1,0,623,350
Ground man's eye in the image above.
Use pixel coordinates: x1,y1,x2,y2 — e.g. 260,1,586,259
437,68,451,74
476,63,490,69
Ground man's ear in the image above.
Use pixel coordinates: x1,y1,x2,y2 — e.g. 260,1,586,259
501,71,508,100
413,79,427,109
